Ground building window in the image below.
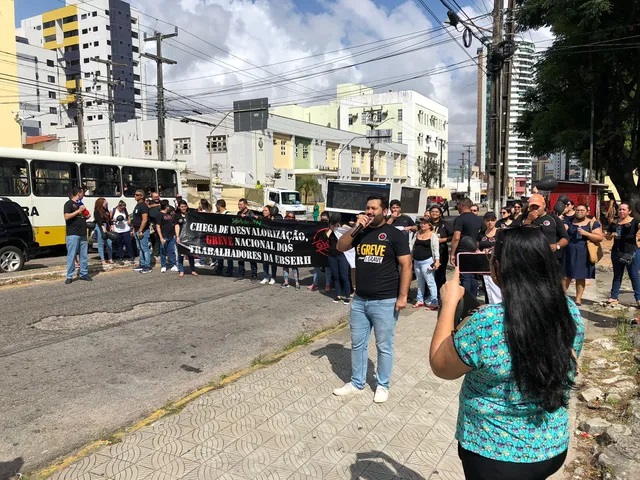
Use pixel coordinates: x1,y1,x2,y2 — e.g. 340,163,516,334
397,132,402,143
84,72,91,78
96,85,101,91
348,114,355,126
206,135,227,153
87,115,93,120
106,25,110,31
132,31,138,39
46,59,54,67
63,30,78,38
84,58,90,63
143,140,152,156
48,91,56,99
62,15,77,24
397,109,403,121
82,43,89,49
93,26,98,32
85,87,91,92
86,101,93,107
106,40,111,45
44,34,56,43
92,11,97,17
173,137,191,155
93,41,99,46
72,142,79,154
47,75,55,83
302,144,309,159
92,140,99,155
49,107,57,114
82,28,88,34
97,115,103,120
43,20,55,29
81,14,87,20
280,140,286,156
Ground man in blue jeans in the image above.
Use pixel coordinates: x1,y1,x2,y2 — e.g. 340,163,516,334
335,195,412,403
63,186,91,284
130,189,151,273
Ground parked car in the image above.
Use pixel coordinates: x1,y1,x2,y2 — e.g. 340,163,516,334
0,197,39,272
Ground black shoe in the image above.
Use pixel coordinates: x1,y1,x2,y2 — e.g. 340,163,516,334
250,277,258,283
343,298,351,305
65,278,72,284
333,296,342,303
235,276,245,281
79,275,92,281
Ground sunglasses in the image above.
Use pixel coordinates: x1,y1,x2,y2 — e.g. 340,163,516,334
501,211,509,215
471,209,479,213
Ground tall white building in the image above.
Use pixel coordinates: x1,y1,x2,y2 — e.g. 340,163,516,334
506,41,537,195
16,0,144,134
273,83,449,188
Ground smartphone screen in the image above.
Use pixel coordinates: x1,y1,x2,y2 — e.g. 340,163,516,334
457,252,491,274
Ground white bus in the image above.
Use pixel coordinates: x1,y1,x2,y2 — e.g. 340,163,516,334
0,147,182,247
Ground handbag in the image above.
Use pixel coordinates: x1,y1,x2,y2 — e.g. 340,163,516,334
586,220,603,264
619,252,635,266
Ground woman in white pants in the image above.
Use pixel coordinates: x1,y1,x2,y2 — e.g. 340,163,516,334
477,212,502,304
412,218,440,310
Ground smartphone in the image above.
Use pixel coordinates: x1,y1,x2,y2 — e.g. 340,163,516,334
457,252,491,274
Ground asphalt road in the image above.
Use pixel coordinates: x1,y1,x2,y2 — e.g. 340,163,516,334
0,266,351,472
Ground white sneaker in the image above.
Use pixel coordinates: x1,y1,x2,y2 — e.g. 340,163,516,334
268,278,276,285
160,267,167,273
374,386,389,403
333,382,363,397
260,278,269,284
170,266,179,272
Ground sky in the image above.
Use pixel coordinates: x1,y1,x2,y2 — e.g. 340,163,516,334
14,0,553,168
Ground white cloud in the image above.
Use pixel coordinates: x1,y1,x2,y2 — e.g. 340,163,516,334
130,0,552,166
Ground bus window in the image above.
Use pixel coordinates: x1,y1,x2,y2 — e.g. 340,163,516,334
122,166,155,197
157,169,178,197
81,164,122,197
0,158,29,196
31,160,80,197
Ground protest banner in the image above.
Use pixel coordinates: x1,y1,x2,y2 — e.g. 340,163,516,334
177,212,330,267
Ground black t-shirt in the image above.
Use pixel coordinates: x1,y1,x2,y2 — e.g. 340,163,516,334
432,219,453,257
148,203,161,224
64,199,86,236
388,214,415,229
477,229,498,252
155,211,175,239
453,212,484,252
352,224,411,300
532,213,569,259
131,201,150,230
608,219,639,254
328,231,341,257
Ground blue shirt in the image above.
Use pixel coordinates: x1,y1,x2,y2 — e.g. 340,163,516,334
453,299,584,463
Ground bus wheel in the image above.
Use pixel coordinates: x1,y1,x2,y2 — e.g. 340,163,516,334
0,246,24,273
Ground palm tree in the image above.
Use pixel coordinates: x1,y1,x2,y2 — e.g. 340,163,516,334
297,176,321,204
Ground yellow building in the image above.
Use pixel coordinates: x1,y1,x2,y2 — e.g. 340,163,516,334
0,0,21,147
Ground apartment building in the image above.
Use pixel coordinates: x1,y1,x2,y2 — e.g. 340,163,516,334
15,0,144,134
273,83,449,188
0,0,21,146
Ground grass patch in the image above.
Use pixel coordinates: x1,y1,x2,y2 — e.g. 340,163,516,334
615,316,634,352
284,332,314,350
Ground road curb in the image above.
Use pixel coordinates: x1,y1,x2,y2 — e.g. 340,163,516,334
0,263,131,287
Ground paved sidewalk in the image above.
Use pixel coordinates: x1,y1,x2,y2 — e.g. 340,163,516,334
48,309,464,480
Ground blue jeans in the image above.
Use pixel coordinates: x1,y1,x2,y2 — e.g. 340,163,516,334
349,295,399,390
460,273,478,297
283,267,299,284
414,258,438,305
312,266,331,287
135,229,151,270
610,250,640,300
328,254,350,298
66,235,88,279
177,254,195,273
116,231,135,261
263,262,277,280
94,225,112,261
160,237,177,268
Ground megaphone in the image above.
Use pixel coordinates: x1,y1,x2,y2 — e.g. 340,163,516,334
558,195,570,205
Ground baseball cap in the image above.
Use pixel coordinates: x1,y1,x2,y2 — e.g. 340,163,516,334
528,194,546,207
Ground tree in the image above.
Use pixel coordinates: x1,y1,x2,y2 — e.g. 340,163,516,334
418,156,439,188
515,0,640,201
296,175,321,203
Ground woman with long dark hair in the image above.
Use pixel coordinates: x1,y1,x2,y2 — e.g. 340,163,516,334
326,212,352,304
260,205,278,285
605,202,640,305
93,197,113,265
430,227,584,480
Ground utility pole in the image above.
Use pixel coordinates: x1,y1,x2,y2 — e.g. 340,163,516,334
437,138,445,187
500,0,517,200
142,28,178,161
464,144,474,198
75,76,85,154
91,57,126,156
460,153,466,194
488,0,504,213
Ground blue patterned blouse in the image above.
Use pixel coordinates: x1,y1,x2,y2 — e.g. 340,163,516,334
453,299,584,463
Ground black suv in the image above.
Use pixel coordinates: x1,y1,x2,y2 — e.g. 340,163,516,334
0,198,39,272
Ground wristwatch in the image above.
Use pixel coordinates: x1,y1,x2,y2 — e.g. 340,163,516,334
555,244,560,251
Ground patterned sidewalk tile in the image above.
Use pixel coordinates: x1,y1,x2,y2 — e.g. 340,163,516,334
51,310,467,479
